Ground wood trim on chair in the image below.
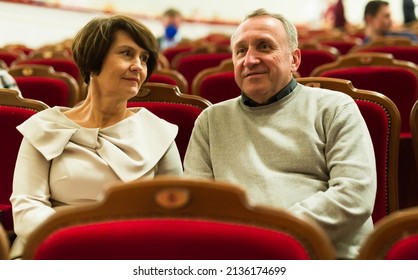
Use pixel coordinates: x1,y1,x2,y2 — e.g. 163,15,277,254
192,58,234,96
151,68,189,94
8,64,81,106
0,88,49,111
131,82,212,110
357,206,418,259
310,52,418,77
22,176,336,260
410,100,418,177
0,225,9,260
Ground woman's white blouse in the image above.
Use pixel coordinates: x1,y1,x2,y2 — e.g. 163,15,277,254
9,106,183,257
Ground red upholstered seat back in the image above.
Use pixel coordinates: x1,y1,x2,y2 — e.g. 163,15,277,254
127,102,202,161
175,53,232,93
33,219,310,260
385,235,418,259
162,45,193,65
148,73,178,86
299,49,338,77
14,77,70,107
0,51,23,67
0,106,39,230
199,71,241,104
14,58,81,85
355,100,389,222
320,66,418,136
357,46,418,66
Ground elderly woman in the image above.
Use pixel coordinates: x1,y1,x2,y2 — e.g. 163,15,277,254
9,14,183,259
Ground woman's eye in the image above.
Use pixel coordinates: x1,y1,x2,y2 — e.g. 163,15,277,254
121,50,132,57
140,54,149,63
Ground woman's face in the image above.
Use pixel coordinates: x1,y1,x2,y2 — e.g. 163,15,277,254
91,30,149,100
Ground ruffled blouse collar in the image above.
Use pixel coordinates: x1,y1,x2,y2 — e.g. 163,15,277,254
17,107,178,181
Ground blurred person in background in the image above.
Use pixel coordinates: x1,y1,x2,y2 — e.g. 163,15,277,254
363,0,418,43
157,8,184,50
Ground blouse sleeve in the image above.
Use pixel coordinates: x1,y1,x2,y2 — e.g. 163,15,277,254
156,142,183,176
10,138,55,242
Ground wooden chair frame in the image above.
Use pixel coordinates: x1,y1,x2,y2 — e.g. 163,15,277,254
22,176,336,260
411,100,418,176
8,64,81,106
349,36,416,53
297,77,400,218
151,68,189,94
0,88,49,111
132,82,212,110
0,224,9,260
191,58,234,96
311,52,418,77
357,206,418,259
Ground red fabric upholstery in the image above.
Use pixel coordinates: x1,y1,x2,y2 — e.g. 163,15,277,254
199,71,241,104
355,100,389,222
127,102,203,161
358,46,418,66
15,58,81,84
320,66,418,135
148,74,178,86
0,106,39,231
14,77,69,107
176,53,232,93
34,219,310,260
299,49,338,77
385,235,418,259
162,45,193,65
0,51,22,67
320,41,358,55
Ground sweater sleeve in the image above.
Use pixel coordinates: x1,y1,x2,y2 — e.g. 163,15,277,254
288,102,377,243
10,138,56,243
183,113,214,179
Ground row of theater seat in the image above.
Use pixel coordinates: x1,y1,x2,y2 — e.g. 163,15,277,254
2,175,418,260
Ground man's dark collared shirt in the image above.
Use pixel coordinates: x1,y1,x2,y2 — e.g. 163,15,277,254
242,78,297,107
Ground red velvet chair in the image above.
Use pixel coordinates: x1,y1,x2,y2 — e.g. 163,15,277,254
192,58,241,103
173,53,232,93
297,77,400,223
8,64,80,107
128,83,211,161
0,49,25,68
411,100,418,177
311,53,418,209
148,68,188,94
358,206,418,259
12,57,87,100
161,44,193,66
22,176,336,260
0,89,49,232
298,43,340,77
353,45,418,66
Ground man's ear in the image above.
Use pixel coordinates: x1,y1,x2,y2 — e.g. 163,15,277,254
291,48,301,73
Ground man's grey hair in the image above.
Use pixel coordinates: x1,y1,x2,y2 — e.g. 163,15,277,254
230,8,299,51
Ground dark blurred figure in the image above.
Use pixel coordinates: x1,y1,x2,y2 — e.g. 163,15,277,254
403,0,417,24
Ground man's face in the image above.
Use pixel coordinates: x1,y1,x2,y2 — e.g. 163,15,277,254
369,5,392,35
231,16,300,104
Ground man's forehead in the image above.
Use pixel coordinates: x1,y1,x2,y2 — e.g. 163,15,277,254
233,17,283,44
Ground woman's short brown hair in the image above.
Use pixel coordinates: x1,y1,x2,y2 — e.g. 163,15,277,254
72,14,158,84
